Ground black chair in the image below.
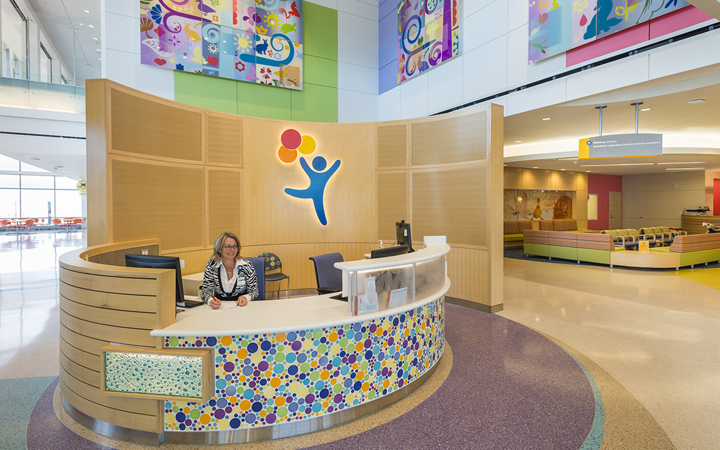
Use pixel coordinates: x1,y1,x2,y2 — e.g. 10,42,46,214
309,252,344,295
244,257,265,300
258,252,289,298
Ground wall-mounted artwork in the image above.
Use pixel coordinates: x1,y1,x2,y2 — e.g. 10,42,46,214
529,0,690,64
397,0,460,84
140,0,303,89
504,190,573,221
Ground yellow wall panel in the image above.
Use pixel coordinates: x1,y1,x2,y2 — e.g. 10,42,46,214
412,111,487,166
504,167,522,189
207,114,243,166
111,158,203,251
446,247,490,304
377,124,407,168
521,169,552,190
550,171,576,191
208,168,243,243
110,88,202,161
412,166,487,247
377,172,408,242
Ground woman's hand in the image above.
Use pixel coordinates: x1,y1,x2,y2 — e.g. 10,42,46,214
209,297,222,309
237,296,249,307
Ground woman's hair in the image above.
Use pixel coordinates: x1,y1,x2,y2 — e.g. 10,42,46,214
212,232,241,262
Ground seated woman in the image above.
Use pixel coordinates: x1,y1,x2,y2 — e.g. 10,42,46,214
200,231,259,309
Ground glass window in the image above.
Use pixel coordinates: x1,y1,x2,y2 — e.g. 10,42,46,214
0,189,20,218
20,162,49,172
2,0,27,80
55,190,82,218
0,174,19,188
20,189,53,217
21,175,54,188
55,176,79,190
0,154,19,170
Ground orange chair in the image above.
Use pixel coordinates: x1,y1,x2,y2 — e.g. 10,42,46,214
23,219,36,233
0,219,17,232
71,218,83,230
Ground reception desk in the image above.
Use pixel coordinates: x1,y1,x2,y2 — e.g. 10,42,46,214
59,237,450,445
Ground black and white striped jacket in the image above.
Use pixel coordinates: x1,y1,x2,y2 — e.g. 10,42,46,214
200,258,259,304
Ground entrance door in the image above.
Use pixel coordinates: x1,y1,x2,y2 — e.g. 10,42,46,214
609,191,622,229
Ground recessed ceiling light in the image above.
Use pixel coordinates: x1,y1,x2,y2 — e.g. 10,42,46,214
560,168,565,171
656,161,703,165
83,9,90,14
514,140,522,143
79,23,83,26
96,49,101,52
533,166,539,169
586,170,591,173
580,162,654,167
640,107,652,112
541,117,551,121
93,37,98,41
666,167,704,171
687,99,705,105
89,24,94,28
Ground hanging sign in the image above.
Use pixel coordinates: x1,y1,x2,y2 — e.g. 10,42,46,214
579,133,662,159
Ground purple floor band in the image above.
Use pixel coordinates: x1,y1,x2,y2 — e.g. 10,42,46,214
27,304,596,449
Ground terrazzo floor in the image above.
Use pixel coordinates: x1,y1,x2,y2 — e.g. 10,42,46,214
3,231,716,448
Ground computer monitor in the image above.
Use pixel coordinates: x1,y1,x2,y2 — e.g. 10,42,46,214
370,244,409,259
125,254,184,306
395,220,413,252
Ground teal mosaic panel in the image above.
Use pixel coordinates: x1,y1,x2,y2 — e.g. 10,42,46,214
104,352,204,398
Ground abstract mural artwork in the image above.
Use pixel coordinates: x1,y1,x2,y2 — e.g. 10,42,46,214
529,0,690,64
140,0,303,89
504,190,573,221
397,0,460,84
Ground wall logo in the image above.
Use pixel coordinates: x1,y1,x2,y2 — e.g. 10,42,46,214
278,129,340,226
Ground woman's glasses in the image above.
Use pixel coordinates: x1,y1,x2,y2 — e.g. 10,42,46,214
223,245,239,249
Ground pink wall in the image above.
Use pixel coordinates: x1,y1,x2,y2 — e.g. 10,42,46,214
588,174,622,231
566,7,714,67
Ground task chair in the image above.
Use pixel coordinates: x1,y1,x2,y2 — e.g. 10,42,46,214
258,252,289,298
308,252,344,295
244,257,265,300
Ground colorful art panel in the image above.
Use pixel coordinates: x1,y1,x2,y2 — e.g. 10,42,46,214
504,190,574,221
530,0,690,63
397,0,460,84
163,297,445,431
141,0,303,90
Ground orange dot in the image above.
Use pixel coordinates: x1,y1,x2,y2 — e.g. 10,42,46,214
229,396,237,403
275,396,286,407
356,370,365,380
355,342,364,352
383,379,390,389
362,382,370,392
270,377,281,388
278,146,297,163
329,332,338,342
311,361,318,367
237,349,248,359
221,336,232,346
320,370,330,380
265,370,272,377
240,400,251,411
260,410,267,418
322,401,329,408
239,375,246,383
200,414,212,424
375,327,383,337
277,333,286,342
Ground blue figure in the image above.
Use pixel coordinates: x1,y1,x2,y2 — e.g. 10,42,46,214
284,156,341,226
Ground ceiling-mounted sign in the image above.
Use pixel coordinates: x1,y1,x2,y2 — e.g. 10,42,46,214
579,133,662,159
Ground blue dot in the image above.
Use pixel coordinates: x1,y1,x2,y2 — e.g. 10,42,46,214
206,337,217,346
312,156,327,171
261,341,272,351
246,413,256,423
217,398,228,408
251,402,263,412
216,379,226,389
243,366,253,376
287,332,297,341
230,418,241,428
286,353,296,363
243,389,254,399
288,365,299,376
297,353,307,363
248,343,258,353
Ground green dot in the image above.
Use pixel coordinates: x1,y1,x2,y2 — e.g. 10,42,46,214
313,329,323,339
300,363,310,372
190,409,201,419
368,391,376,400
168,337,179,347
274,353,285,363
339,338,348,347
310,371,320,381
277,407,288,417
360,361,369,371
317,344,327,353
173,406,179,412
333,384,342,393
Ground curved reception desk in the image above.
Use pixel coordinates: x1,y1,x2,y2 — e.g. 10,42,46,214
58,237,450,445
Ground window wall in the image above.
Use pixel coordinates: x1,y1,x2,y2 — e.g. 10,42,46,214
0,154,82,219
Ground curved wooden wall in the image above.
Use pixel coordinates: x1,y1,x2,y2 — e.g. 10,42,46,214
86,79,503,310
58,240,175,433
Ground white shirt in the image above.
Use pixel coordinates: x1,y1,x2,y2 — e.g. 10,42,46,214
219,260,252,302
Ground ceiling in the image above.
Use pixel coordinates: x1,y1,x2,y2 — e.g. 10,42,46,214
27,0,101,85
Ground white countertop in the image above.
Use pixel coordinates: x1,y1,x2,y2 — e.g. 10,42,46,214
151,279,450,337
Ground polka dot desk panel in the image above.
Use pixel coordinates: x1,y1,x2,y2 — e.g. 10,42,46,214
163,297,445,431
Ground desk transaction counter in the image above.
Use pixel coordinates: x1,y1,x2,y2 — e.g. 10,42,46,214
58,237,450,445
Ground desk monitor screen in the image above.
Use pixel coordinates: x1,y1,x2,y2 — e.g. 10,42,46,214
125,254,184,306
396,220,413,252
370,244,409,259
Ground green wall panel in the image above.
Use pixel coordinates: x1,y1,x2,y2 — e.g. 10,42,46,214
237,83,292,120
173,3,339,122
174,72,239,115
291,84,338,123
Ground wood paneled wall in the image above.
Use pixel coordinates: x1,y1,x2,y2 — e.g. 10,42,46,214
375,106,504,309
87,80,504,309
58,240,176,433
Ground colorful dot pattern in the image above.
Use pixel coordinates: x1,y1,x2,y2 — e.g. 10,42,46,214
163,297,445,431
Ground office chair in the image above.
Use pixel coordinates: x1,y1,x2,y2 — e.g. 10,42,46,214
244,257,265,300
258,252,289,298
308,252,344,295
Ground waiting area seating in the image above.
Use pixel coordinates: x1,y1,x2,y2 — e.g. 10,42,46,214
600,227,686,250
504,219,581,247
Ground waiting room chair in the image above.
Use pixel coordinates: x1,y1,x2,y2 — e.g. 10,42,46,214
308,252,344,295
258,252,289,298
244,257,266,300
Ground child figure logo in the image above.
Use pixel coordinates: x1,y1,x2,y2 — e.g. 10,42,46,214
278,129,341,226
